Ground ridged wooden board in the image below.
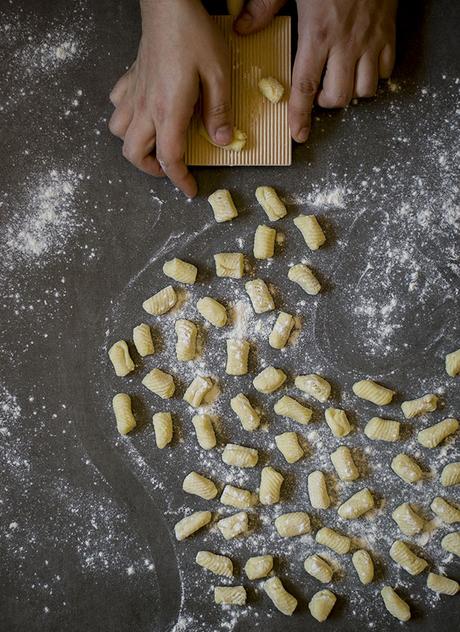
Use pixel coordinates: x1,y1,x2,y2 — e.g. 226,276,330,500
185,16,291,166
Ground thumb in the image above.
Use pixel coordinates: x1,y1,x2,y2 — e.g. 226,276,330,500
201,74,233,146
234,0,287,35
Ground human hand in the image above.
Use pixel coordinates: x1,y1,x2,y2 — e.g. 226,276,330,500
109,0,233,197
234,0,397,143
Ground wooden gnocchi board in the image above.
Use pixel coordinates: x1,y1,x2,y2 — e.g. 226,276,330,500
185,15,291,166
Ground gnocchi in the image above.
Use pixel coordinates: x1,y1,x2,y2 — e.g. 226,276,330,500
389,540,428,575
196,296,227,327
274,512,310,537
441,462,460,486
133,323,154,357
304,555,333,583
263,577,297,616
330,446,359,481
191,414,216,450
253,224,276,259
441,531,460,556
222,443,258,468
142,285,177,315
269,312,295,349
445,348,460,376
391,503,425,536
275,431,304,463
295,374,331,402
315,527,351,554
401,393,438,418
220,484,256,509
244,555,273,580
108,340,134,376
214,586,247,605
307,471,330,509
352,379,395,405
226,338,250,375
174,511,212,541
259,466,284,505
274,395,312,425
214,252,244,278
196,551,233,577
293,214,326,250
230,393,261,431
288,263,321,295
430,497,460,524
417,418,458,448
245,279,275,313
183,375,213,407
325,407,351,438
207,189,238,223
255,186,287,221
112,393,136,435
427,572,459,595
391,453,423,483
163,258,197,284
380,586,411,622
217,511,249,540
175,319,197,361
258,76,284,103
253,367,287,393
142,368,175,399
152,411,173,448
364,417,400,442
308,589,336,623
183,471,218,500
337,488,375,520
352,550,374,584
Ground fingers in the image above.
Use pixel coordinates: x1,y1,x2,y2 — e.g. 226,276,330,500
317,51,356,109
289,43,327,143
156,110,197,198
379,43,395,78
122,117,164,177
354,53,379,98
108,101,134,139
234,0,287,35
109,70,131,106
201,72,233,146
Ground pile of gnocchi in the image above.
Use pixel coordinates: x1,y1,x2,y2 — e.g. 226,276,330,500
108,186,460,624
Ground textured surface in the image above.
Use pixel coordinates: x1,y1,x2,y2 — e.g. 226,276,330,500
185,16,291,166
0,1,459,632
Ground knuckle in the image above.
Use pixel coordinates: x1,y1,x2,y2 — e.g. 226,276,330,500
108,115,124,137
206,101,232,118
122,142,139,164
322,92,351,108
294,78,319,97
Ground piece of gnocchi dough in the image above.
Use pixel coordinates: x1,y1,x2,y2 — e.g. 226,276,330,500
175,319,197,361
325,408,351,437
244,555,273,580
191,414,216,450
255,186,287,221
441,462,460,486
199,123,247,151
245,279,275,313
183,375,214,407
196,296,227,328
112,393,136,435
253,367,287,393
220,484,256,509
364,417,400,442
352,550,374,584
308,471,330,509
304,555,333,583
207,189,238,223
330,446,359,481
338,488,375,520
391,503,425,536
174,511,212,541
380,586,411,622
391,453,423,483
214,252,244,278
417,417,459,448
226,338,250,375
275,432,304,463
222,443,259,468
308,589,336,623
258,76,285,103
163,258,197,284
259,466,284,505
430,497,460,523
274,395,312,425
315,527,351,554
275,512,310,537
263,577,298,616
196,551,233,578
152,411,173,448
288,263,321,295
427,572,459,595
142,285,177,316
441,532,460,556
142,368,175,399
269,312,295,349
214,586,247,605
389,540,428,575
401,393,438,418
183,471,218,500
446,348,460,376
108,340,135,376
133,323,155,357
352,379,395,405
253,224,276,259
293,214,326,251
295,374,331,402
217,511,249,540
230,393,261,431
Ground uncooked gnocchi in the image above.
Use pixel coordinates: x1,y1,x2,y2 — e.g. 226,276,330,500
440,462,460,486
207,189,238,223
175,319,197,361
307,471,330,509
258,76,284,103
324,407,351,437
244,555,273,580
288,263,321,295
295,374,331,402
152,411,173,448
174,511,212,541
183,375,213,407
255,186,287,221
133,323,154,357
109,340,134,376
401,393,438,418
142,368,175,399
112,393,136,435
417,418,459,448
263,576,297,616
214,253,244,278
293,214,326,250
275,431,304,463
191,414,216,449
163,258,197,284
253,224,276,259
274,512,310,537
274,395,312,425
269,312,295,349
230,393,261,431
196,551,233,577
142,285,177,315
183,471,218,500
253,367,287,393
337,488,374,519
226,338,250,375
445,348,460,376
364,417,400,442
352,379,395,405
245,279,275,313
308,589,336,622
222,443,258,468
217,511,249,540
259,466,284,505
196,296,227,327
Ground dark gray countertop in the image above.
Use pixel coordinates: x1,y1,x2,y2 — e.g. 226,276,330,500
1,1,459,631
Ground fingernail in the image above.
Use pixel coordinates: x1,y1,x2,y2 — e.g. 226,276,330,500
215,125,232,145
235,11,252,33
297,127,310,143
